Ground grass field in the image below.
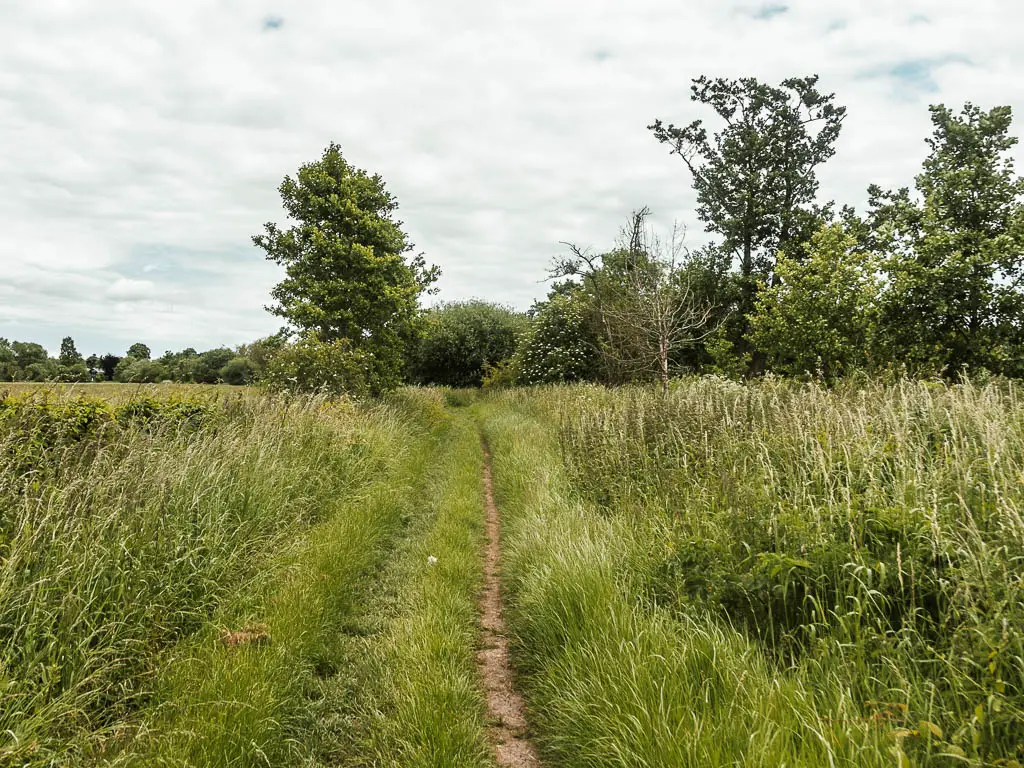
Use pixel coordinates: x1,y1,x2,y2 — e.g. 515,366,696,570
1,379,1021,766
0,381,251,402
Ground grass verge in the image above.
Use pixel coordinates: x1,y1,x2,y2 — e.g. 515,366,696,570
478,395,897,767
0,389,444,766
312,408,492,768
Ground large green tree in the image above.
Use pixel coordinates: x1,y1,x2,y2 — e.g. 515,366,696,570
650,75,845,370
870,104,1024,376
253,143,439,390
126,343,151,360
751,223,880,379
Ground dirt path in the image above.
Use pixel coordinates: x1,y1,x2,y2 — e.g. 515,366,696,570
478,440,541,768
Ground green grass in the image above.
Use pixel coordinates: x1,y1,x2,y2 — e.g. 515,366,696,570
479,379,1024,766
311,408,493,767
7,377,1022,766
478,400,881,766
0,381,251,403
0,388,444,766
109,401,443,766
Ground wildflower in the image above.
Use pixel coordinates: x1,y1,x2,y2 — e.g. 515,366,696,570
427,555,438,566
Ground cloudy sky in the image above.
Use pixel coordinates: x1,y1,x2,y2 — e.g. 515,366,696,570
1,1,1022,356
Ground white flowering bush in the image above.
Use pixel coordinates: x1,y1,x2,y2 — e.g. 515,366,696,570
513,293,598,385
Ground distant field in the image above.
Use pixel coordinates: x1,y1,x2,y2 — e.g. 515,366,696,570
0,380,255,402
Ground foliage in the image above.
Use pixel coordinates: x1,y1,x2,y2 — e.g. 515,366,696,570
872,104,1024,377
236,335,287,381
115,358,169,383
751,223,881,378
650,75,846,370
219,356,256,385
522,378,1024,765
554,209,718,391
55,337,87,382
513,289,599,385
253,143,440,390
0,387,432,765
410,300,527,387
191,347,235,384
127,342,151,360
98,353,120,381
261,332,375,396
481,359,519,389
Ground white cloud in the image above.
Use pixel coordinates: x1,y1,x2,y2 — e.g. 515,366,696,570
106,277,158,302
0,0,1022,354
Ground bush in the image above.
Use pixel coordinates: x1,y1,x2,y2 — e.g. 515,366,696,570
261,333,375,396
219,356,255,385
410,301,527,387
513,292,598,385
115,359,169,383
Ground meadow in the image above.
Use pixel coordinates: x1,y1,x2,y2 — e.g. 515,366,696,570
482,378,1024,766
1,379,1021,766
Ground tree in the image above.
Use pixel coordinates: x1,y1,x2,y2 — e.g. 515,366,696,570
57,336,88,382
237,335,286,381
98,354,121,381
0,339,16,381
649,75,845,370
126,343,151,360
253,143,439,390
410,301,527,387
85,354,101,380
116,359,169,383
554,209,717,392
751,223,881,379
219,357,255,385
262,333,374,396
115,343,155,382
871,103,1024,376
192,348,235,383
160,348,199,382
24,360,59,381
58,337,83,367
12,342,49,380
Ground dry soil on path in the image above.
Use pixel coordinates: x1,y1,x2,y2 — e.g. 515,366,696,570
478,441,541,768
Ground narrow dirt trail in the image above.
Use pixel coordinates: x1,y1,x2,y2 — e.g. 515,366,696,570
478,440,541,768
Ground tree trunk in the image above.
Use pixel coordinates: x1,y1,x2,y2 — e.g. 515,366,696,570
659,332,669,395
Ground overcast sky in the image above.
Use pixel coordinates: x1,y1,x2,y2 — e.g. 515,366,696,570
1,1,1022,356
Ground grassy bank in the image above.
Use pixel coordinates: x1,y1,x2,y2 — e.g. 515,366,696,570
0,389,439,766
311,405,492,767
479,378,1024,766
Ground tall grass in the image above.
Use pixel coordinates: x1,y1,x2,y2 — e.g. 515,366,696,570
482,378,1024,766
355,410,492,767
0,390,426,765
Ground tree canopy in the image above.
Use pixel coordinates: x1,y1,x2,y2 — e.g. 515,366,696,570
253,143,439,391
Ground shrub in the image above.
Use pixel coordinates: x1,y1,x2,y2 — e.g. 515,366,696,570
261,333,375,396
410,301,527,387
219,356,255,385
513,292,598,385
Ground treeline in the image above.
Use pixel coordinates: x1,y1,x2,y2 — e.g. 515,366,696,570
249,75,1024,395
0,337,272,385
506,80,1024,387
10,74,1022,393
413,79,1024,390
